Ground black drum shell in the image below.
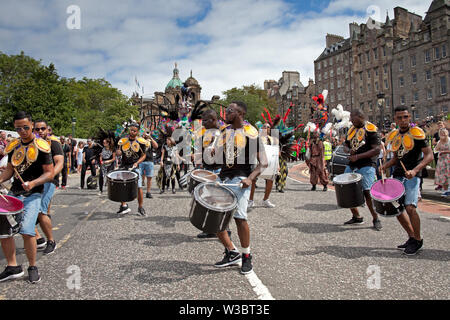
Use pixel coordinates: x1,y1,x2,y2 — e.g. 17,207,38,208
372,197,405,218
334,179,365,208
189,197,235,234
0,213,21,239
107,171,138,202
188,177,202,194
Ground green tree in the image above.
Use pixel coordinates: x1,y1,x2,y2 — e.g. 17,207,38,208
216,84,278,126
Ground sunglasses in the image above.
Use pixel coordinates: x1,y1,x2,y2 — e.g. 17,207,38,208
15,126,31,132
35,127,47,132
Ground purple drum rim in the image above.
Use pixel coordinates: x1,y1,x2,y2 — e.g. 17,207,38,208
370,179,405,202
0,195,24,215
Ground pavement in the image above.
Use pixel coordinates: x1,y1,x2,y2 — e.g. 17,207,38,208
0,164,449,300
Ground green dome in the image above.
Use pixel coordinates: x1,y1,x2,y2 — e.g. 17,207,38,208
166,62,183,89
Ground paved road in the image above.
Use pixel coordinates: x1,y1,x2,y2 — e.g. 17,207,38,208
1,163,449,300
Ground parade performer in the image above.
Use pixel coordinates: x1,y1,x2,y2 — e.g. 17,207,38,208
116,122,149,216
33,119,64,254
212,101,267,275
140,130,158,199
342,110,382,230
93,129,117,196
381,106,433,255
0,111,54,284
306,131,328,191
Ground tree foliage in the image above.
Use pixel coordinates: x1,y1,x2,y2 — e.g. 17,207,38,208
0,51,138,138
214,84,278,126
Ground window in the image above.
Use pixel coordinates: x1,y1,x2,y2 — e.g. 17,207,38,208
324,71,328,79
435,47,441,59
374,68,379,76
440,76,447,95
443,45,447,58
360,102,365,110
318,74,322,81
427,89,433,100
359,72,363,81
399,77,404,87
411,55,416,67
400,95,405,105
317,62,321,70
426,70,431,81
360,86,364,95
399,58,404,71
414,91,419,102
383,64,388,74
386,97,390,107
375,82,379,91
425,49,431,63
367,84,371,93
384,79,389,89
330,70,334,77
373,48,378,59
324,60,327,67
330,82,334,90
337,79,341,88
412,73,417,84
383,46,386,57
366,51,370,63
369,102,373,111
367,70,371,79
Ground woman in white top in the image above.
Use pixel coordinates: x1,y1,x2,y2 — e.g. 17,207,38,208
76,141,85,173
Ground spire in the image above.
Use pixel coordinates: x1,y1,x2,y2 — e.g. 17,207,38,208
385,11,392,27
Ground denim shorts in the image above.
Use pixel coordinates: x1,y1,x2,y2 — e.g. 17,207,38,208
394,176,420,208
217,176,250,220
40,182,56,215
8,192,42,237
344,166,376,191
139,161,154,178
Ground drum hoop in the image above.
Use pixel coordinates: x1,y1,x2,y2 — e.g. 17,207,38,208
370,179,405,203
106,170,138,182
193,183,238,212
332,173,363,185
190,170,218,183
0,196,24,216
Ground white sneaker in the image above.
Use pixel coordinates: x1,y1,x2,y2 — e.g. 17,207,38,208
248,200,254,208
262,199,275,208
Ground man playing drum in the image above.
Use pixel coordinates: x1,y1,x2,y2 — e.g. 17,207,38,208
0,111,54,283
343,109,382,231
212,101,267,275
380,106,433,255
116,122,149,216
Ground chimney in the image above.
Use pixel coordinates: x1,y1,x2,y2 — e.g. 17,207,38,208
326,33,345,47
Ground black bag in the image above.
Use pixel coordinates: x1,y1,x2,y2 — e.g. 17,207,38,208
87,175,98,189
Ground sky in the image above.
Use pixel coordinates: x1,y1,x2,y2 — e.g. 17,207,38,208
0,0,432,101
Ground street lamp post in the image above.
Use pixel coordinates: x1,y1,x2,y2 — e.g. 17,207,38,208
377,93,385,129
72,117,76,137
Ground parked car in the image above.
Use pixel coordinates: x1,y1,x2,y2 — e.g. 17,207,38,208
329,145,349,181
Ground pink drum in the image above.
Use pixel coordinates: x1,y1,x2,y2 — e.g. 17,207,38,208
0,195,23,238
370,178,405,218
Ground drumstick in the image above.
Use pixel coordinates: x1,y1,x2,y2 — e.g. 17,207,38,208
399,161,408,174
0,183,9,202
13,167,26,185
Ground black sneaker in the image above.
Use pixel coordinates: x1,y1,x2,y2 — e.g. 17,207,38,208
0,265,24,282
146,192,153,199
344,217,364,225
404,239,423,256
241,253,253,275
323,185,327,191
137,207,146,216
311,185,316,191
27,266,41,284
36,237,47,250
214,249,241,268
160,190,165,194
43,240,56,255
197,232,217,239
373,219,382,231
397,237,415,250
172,189,176,194
117,205,131,215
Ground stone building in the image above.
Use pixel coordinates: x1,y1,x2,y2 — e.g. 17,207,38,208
314,0,449,128
133,63,202,130
265,72,316,128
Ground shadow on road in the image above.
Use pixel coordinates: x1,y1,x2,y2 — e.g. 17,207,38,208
138,215,190,228
119,232,200,247
274,222,373,234
296,245,450,262
118,259,233,285
294,203,341,211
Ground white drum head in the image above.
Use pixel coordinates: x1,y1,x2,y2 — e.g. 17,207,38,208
333,172,362,185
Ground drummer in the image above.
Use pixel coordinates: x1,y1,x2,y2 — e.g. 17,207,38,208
0,111,54,284
343,109,382,231
116,122,149,216
212,101,268,275
380,106,433,255
33,119,64,255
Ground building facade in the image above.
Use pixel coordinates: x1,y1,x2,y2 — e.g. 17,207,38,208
314,0,449,128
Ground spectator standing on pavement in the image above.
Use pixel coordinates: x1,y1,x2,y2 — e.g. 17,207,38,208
58,136,70,189
323,137,332,175
68,134,77,174
76,141,84,173
140,131,158,199
432,121,445,190
80,139,96,189
434,128,450,196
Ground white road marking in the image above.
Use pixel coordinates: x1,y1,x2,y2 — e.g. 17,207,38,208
244,271,275,300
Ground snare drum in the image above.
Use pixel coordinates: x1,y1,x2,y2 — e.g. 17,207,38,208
0,195,23,238
188,169,218,194
333,173,365,208
189,183,237,234
106,170,138,202
370,178,405,218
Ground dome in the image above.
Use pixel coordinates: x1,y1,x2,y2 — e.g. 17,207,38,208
165,62,183,89
185,70,199,87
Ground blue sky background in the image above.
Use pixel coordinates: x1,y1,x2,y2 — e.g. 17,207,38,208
0,0,431,101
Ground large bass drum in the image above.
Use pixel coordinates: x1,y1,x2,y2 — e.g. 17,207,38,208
370,178,405,217
107,170,138,202
188,169,218,194
333,173,365,208
189,183,237,234
0,195,23,239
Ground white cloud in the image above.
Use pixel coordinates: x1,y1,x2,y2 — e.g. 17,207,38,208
0,0,433,101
